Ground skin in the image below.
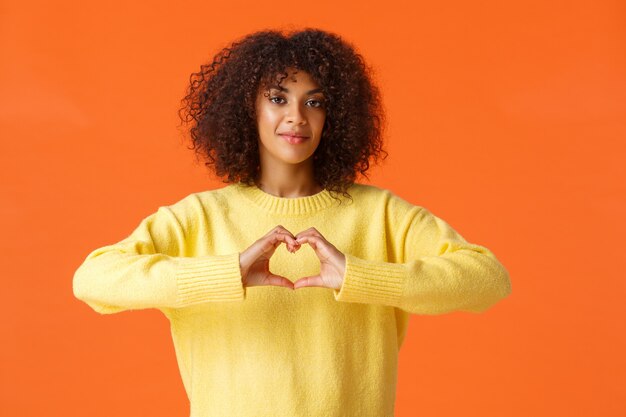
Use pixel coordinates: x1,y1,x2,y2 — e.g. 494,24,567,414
238,68,347,291
254,67,326,198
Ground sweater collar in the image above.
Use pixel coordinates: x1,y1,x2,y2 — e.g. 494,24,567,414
232,181,339,216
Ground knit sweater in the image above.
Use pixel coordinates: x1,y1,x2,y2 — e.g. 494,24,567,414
73,181,511,417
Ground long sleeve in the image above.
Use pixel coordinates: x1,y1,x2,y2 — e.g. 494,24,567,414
333,206,512,314
72,205,245,315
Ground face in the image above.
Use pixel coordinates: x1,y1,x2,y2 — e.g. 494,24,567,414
255,67,327,168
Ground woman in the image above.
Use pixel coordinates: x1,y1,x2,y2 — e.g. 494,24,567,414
73,27,511,417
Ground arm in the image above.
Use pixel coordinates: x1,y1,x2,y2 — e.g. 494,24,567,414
72,205,244,315
333,206,511,314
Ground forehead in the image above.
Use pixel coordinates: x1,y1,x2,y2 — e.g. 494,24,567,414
266,68,320,89
255,69,325,103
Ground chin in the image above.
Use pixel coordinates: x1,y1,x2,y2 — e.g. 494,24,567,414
284,156,315,165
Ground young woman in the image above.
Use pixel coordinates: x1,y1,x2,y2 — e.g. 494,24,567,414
73,28,511,417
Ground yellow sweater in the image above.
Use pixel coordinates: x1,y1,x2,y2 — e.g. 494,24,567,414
73,181,511,417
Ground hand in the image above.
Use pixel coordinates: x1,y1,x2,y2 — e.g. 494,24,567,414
292,227,346,290
239,225,300,289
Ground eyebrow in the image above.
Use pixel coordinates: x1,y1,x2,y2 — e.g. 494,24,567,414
268,84,324,95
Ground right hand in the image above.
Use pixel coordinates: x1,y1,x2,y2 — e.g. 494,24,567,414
239,225,301,289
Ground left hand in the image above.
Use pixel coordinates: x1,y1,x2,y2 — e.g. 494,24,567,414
292,227,346,290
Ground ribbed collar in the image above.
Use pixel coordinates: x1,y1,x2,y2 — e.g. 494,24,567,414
232,181,340,216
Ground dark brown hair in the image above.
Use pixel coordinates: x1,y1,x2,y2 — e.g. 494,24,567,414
177,27,388,201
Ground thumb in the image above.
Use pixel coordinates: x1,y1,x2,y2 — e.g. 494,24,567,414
293,275,324,289
264,273,295,290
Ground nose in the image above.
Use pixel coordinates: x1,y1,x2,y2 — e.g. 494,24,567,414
286,102,307,125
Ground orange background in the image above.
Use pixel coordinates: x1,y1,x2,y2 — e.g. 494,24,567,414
1,1,625,416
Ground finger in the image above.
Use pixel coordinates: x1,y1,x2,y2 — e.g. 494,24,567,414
295,235,321,250
295,228,322,239
283,234,300,253
295,231,328,248
268,231,299,252
275,229,300,249
276,227,301,251
293,275,324,289
256,235,281,256
271,225,298,241
265,274,295,289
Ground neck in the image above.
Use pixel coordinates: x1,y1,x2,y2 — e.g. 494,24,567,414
255,163,323,198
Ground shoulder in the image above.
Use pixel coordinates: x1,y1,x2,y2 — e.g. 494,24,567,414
347,182,426,216
345,182,393,202
159,183,235,221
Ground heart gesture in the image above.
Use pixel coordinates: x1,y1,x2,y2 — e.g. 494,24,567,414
291,228,346,290
238,225,346,291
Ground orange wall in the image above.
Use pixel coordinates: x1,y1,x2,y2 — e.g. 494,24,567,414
1,1,625,416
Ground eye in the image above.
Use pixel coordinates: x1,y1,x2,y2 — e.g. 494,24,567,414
307,99,325,108
268,95,325,109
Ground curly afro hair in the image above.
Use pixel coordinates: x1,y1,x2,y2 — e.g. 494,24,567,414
177,27,388,201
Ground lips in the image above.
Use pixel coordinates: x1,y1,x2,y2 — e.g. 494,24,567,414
278,130,309,138
278,131,310,145
280,134,309,144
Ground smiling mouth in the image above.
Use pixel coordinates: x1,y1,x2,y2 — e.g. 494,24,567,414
279,134,309,144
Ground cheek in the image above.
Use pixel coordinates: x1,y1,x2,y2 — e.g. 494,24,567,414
258,109,279,130
315,114,327,134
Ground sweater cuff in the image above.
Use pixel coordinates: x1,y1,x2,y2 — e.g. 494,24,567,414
333,253,406,306
174,252,245,307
